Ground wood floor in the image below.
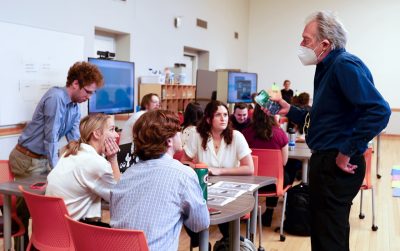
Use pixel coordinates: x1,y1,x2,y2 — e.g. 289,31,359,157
178,135,400,251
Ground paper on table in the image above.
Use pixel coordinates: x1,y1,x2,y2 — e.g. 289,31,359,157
208,186,246,198
391,169,400,175
392,165,400,170
392,188,400,197
207,195,235,206
392,180,400,188
211,181,258,192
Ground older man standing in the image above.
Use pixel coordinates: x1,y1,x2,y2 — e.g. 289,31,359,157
266,11,390,251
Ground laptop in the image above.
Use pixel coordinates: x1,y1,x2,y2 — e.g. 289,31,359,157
117,143,135,173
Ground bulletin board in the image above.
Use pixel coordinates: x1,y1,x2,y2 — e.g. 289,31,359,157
0,21,84,126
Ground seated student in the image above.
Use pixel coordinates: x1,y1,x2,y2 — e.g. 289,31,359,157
46,114,121,226
242,104,298,226
119,93,160,145
181,102,203,148
182,100,253,244
110,110,209,251
230,102,251,132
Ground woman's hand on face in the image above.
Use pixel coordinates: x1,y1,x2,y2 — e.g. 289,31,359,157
105,137,120,160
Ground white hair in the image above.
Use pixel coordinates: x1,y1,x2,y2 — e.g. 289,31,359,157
306,11,348,50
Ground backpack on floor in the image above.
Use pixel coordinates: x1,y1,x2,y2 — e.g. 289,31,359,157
283,182,311,236
213,236,256,251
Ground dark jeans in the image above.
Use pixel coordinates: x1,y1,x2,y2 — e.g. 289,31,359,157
309,151,365,251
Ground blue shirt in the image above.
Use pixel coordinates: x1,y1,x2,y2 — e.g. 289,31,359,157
18,87,80,168
287,48,390,156
110,154,210,251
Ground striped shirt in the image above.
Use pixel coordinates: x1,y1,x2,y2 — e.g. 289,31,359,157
110,154,210,251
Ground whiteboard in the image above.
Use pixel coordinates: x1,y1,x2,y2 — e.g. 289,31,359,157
0,22,84,126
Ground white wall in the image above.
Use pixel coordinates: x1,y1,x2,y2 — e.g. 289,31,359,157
248,0,400,108
0,0,251,158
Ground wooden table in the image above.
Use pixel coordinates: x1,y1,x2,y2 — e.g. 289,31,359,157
288,143,312,183
0,175,46,251
197,175,275,250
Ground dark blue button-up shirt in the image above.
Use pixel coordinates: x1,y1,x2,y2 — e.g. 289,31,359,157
18,87,81,168
287,48,391,157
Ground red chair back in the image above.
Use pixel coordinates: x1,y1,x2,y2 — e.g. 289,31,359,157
65,215,149,251
363,147,373,189
0,160,14,206
0,160,25,239
251,148,286,196
20,186,74,251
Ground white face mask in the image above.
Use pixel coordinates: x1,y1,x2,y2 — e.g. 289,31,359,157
297,46,318,65
297,43,325,66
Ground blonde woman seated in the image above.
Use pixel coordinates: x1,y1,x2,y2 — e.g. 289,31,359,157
46,113,121,227
182,100,253,244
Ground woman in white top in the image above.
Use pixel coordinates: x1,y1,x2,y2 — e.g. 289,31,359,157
182,100,253,175
182,100,254,245
46,113,120,226
181,102,203,148
119,93,160,145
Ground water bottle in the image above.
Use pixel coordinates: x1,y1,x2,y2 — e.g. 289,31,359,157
194,163,208,200
288,128,296,151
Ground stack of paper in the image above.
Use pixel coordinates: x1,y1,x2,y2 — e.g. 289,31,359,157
207,181,258,206
392,165,400,197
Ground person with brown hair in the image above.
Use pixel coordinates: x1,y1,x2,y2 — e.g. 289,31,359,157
242,104,290,226
8,61,103,247
111,110,209,250
230,102,250,132
119,92,160,145
181,102,204,147
46,113,120,226
182,100,253,244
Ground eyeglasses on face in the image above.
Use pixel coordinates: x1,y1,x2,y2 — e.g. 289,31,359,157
82,86,96,95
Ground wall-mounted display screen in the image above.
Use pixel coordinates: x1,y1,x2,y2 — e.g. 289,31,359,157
227,72,257,103
88,58,135,114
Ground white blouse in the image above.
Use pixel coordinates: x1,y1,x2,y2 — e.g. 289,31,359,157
46,143,116,220
184,130,251,169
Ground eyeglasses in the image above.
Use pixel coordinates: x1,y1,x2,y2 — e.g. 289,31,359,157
82,87,96,95
303,112,310,135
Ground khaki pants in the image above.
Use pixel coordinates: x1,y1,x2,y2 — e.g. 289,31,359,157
9,147,49,179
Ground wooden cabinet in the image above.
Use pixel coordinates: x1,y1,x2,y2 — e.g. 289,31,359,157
139,84,196,112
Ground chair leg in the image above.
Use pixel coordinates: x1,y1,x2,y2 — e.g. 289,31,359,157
246,218,250,239
371,187,378,231
279,192,287,242
359,190,365,219
19,235,25,251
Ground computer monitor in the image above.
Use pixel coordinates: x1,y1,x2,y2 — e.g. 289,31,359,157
227,72,257,103
88,58,135,114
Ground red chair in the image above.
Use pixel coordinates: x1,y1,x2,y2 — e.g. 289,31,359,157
19,186,74,251
251,148,292,241
359,147,378,231
0,160,25,248
65,215,149,251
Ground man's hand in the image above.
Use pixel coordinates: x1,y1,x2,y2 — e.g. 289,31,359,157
260,97,290,116
336,152,357,174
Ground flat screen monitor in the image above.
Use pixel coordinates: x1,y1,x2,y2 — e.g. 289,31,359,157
88,58,135,114
227,72,257,103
